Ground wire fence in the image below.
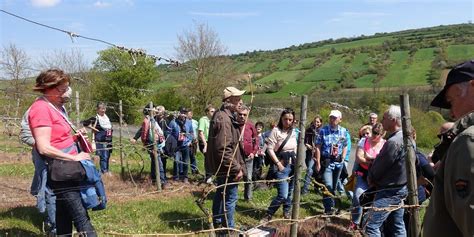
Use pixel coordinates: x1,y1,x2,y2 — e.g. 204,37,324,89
0,89,432,236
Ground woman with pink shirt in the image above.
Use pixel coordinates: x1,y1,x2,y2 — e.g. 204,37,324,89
28,69,96,236
351,123,386,229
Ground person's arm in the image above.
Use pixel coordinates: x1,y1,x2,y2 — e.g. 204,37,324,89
266,129,284,171
130,127,142,144
33,126,89,161
20,111,35,147
368,141,395,185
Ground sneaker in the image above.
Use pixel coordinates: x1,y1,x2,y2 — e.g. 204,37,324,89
182,178,190,184
283,212,291,219
161,183,171,190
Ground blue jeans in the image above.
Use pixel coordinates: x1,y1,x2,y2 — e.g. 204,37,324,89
173,146,190,180
52,182,96,236
267,164,294,216
302,150,314,194
212,177,239,228
322,160,343,213
244,157,254,200
149,150,166,183
95,142,111,173
364,186,408,237
31,149,56,233
351,175,369,224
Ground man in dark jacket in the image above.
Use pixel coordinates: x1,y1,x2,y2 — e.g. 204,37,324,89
206,86,246,229
365,105,408,236
424,60,474,237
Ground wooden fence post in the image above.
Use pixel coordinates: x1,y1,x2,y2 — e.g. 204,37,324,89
291,95,307,237
400,94,420,237
119,100,125,180
75,91,80,127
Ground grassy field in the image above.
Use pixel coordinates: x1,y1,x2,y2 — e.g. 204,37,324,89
0,134,346,236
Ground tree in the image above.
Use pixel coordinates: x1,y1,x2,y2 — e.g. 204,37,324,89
92,47,158,123
175,22,236,110
36,48,90,83
0,43,32,100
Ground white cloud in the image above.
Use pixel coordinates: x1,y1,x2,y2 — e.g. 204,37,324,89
31,0,61,8
188,11,259,17
93,1,111,8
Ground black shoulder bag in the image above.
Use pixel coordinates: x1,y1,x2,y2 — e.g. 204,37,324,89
275,129,294,166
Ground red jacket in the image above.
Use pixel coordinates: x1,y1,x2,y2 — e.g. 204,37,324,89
241,121,258,157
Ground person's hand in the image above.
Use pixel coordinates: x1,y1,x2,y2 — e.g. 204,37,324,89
78,127,88,135
277,161,285,171
130,138,137,144
315,161,321,172
235,169,244,181
305,144,313,150
73,152,91,161
248,153,255,159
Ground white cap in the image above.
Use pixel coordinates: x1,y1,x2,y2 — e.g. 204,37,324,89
223,86,245,101
329,110,342,118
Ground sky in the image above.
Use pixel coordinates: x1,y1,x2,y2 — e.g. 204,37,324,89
1,0,473,67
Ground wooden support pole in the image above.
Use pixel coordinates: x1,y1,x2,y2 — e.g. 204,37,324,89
290,95,307,237
400,94,420,237
119,100,125,180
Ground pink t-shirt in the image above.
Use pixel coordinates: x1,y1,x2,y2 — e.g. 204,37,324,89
28,98,77,154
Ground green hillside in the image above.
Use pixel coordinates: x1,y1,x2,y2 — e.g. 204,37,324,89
157,23,474,99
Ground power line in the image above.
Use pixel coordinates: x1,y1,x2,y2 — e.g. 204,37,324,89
0,9,180,66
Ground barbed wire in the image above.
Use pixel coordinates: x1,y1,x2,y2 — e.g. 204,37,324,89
0,9,180,66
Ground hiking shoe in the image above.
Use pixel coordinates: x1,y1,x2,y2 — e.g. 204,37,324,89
259,214,272,224
182,178,190,184
284,212,291,219
161,183,171,190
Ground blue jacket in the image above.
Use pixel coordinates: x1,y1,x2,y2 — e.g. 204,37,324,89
169,118,194,148
80,160,107,210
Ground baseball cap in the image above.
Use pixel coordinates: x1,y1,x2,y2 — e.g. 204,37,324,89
430,60,474,109
222,86,245,101
329,110,342,118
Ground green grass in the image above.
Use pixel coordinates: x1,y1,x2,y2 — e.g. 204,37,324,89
380,49,434,87
355,74,377,88
0,163,34,178
350,53,370,73
290,58,315,70
447,44,474,63
249,59,273,72
255,70,306,84
276,58,291,70
236,62,257,73
301,55,345,82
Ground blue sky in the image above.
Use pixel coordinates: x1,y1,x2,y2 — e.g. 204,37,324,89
1,0,472,66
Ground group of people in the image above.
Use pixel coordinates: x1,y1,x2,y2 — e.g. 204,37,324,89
202,60,474,237
20,58,474,237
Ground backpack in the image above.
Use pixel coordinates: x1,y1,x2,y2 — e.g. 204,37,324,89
140,116,159,145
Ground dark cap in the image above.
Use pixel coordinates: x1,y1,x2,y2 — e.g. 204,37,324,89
430,60,474,109
179,106,189,114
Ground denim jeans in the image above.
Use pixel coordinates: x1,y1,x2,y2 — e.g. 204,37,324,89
173,146,190,180
364,186,408,237
336,161,353,199
252,155,264,181
212,177,239,228
244,157,254,200
52,182,96,237
31,149,56,232
149,150,166,183
322,160,343,213
95,142,111,173
302,150,314,194
351,175,369,224
267,163,294,216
